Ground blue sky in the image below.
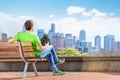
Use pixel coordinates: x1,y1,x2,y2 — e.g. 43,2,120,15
0,0,120,47
0,0,120,18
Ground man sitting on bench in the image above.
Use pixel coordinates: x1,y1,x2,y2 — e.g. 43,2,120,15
8,20,65,76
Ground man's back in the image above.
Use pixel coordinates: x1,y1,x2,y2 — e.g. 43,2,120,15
14,32,41,57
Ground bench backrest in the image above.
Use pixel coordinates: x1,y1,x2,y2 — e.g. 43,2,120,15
0,42,35,59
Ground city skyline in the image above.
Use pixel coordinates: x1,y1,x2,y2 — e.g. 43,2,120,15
0,24,119,53
0,0,120,48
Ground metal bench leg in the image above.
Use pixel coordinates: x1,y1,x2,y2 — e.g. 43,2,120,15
22,63,29,78
32,62,39,76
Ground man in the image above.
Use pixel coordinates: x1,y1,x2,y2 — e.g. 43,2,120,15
8,20,65,75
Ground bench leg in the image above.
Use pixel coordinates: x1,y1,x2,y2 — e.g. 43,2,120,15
22,63,29,78
32,62,39,76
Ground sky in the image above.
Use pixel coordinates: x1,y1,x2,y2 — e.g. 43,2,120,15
0,0,120,47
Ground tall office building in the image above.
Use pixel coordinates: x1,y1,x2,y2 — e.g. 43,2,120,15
64,34,73,47
79,30,88,53
104,35,115,52
87,42,92,54
23,25,26,32
79,30,86,41
52,33,64,49
95,35,101,49
51,23,55,33
37,29,44,39
48,23,55,39
114,41,120,52
73,36,76,47
1,33,7,41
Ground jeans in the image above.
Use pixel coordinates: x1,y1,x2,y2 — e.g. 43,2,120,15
38,45,59,72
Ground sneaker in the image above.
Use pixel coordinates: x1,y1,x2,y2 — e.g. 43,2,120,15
53,70,65,76
56,58,65,65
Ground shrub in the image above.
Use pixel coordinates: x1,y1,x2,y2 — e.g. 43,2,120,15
56,47,87,56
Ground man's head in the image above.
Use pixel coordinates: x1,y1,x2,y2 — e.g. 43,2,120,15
24,20,34,31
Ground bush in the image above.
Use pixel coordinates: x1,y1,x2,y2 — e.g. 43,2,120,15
56,47,87,56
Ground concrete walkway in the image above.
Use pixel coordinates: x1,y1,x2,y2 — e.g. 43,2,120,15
0,72,120,80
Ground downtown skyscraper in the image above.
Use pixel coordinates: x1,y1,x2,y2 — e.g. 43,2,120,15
95,35,101,49
78,30,88,53
104,35,115,52
79,30,86,41
37,29,44,39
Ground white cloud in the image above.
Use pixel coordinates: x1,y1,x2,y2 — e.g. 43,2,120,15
48,14,55,18
67,6,113,18
67,6,85,15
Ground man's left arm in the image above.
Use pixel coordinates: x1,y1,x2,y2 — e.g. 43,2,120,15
8,38,17,43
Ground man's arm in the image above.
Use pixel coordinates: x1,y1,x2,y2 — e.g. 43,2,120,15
38,43,49,51
8,38,16,43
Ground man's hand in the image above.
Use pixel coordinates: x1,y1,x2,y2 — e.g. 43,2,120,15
39,43,49,51
8,38,16,43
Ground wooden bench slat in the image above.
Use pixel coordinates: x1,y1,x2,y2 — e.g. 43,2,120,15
22,47,34,52
0,47,19,52
0,52,35,58
24,52,35,58
0,42,19,47
21,42,32,46
0,53,20,58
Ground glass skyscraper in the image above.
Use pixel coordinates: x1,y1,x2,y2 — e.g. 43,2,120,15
65,34,73,47
95,35,101,49
114,41,120,52
37,29,44,39
104,35,115,52
48,23,55,39
51,23,55,33
23,25,26,32
79,30,86,41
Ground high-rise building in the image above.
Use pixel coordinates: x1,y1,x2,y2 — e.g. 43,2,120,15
23,25,26,32
37,29,44,39
1,33,7,41
79,41,88,53
95,35,101,49
79,30,86,41
51,23,55,33
76,40,80,47
64,34,73,47
79,30,88,53
48,23,55,39
104,35,115,52
52,33,64,49
73,36,76,47
114,41,120,53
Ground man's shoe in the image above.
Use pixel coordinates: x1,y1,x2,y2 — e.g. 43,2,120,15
56,58,65,65
53,70,65,76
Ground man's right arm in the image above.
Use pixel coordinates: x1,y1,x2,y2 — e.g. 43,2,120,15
38,43,49,51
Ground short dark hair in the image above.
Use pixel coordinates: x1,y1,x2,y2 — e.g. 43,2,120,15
24,20,33,30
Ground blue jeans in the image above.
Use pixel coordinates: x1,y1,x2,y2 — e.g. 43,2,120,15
38,45,59,72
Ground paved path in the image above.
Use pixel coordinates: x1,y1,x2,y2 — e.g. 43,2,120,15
0,72,120,80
